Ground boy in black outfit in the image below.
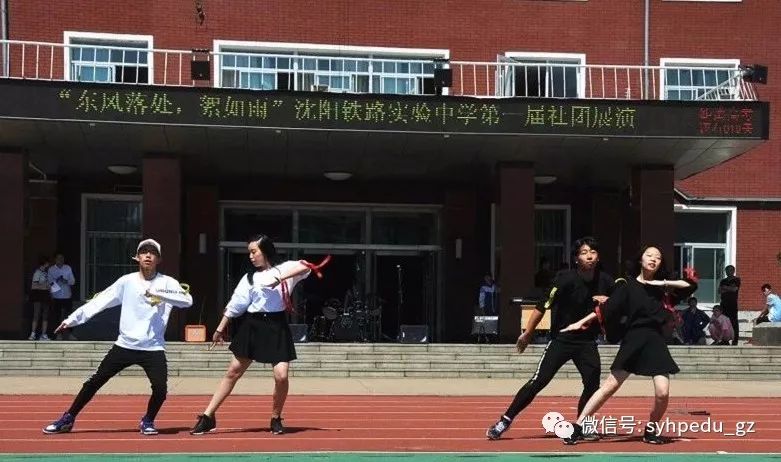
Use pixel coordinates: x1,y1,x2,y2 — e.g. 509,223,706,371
486,236,615,440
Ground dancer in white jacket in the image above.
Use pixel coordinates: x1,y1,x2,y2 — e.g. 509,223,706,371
42,238,192,436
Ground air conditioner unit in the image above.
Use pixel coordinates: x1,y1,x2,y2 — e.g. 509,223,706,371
311,84,329,92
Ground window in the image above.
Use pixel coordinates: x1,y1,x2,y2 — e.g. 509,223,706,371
673,207,736,304
534,205,571,277
65,32,153,84
499,53,585,98
661,58,740,100
214,41,446,95
223,208,293,243
81,195,142,300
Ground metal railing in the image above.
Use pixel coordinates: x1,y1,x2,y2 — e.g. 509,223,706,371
451,60,757,100
0,39,760,101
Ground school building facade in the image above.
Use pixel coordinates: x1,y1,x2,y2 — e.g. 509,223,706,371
0,0,777,342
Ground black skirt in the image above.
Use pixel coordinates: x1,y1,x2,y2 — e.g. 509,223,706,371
29,290,50,304
229,311,297,364
611,326,679,376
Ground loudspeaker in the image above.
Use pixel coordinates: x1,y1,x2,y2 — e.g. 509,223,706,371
289,323,308,343
434,68,452,88
191,60,211,81
399,324,429,343
471,316,499,335
745,64,768,84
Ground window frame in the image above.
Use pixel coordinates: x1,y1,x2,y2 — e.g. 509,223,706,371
63,31,155,84
502,51,587,98
663,0,740,3
534,204,573,268
673,204,737,307
80,193,143,301
212,40,449,95
659,57,741,101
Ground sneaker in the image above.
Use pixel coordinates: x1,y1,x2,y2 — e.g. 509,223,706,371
270,416,285,435
28,333,37,341
139,418,158,435
486,416,512,440
562,423,584,445
190,414,216,435
581,431,602,442
39,334,50,341
42,412,75,434
643,430,671,444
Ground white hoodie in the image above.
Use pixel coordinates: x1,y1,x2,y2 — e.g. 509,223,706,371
63,272,193,351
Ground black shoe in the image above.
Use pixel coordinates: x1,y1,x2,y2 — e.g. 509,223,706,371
190,414,216,435
581,431,601,442
486,416,512,440
270,416,285,435
643,430,671,444
562,423,584,445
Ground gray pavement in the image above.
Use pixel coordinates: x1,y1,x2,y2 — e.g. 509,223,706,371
0,376,777,397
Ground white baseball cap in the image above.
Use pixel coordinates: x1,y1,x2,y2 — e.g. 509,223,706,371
136,238,162,256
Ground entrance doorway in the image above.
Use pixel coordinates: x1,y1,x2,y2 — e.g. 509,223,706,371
372,252,436,341
219,202,441,342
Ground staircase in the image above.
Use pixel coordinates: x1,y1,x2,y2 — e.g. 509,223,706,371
2,341,780,380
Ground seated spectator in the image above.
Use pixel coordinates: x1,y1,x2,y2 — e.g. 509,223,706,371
681,297,710,345
708,305,734,345
754,283,781,325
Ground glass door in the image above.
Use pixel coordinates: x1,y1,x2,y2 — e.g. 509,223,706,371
675,244,725,304
296,249,365,334
371,250,437,342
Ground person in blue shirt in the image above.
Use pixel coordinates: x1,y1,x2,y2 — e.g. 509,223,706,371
755,283,781,324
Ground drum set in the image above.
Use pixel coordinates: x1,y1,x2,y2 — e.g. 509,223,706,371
309,295,385,342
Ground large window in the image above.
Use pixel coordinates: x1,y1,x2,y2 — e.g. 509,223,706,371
661,58,740,100
81,195,142,300
499,53,585,98
65,32,153,84
534,205,571,283
220,203,439,247
491,204,571,291
674,207,736,304
214,41,446,95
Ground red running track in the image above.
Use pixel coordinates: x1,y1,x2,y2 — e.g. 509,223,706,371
0,395,778,453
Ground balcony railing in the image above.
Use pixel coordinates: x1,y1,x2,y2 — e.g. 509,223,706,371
0,39,760,101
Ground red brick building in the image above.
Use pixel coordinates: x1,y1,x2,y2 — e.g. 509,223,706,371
0,0,776,342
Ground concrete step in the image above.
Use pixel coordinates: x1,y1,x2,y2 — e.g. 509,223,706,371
2,366,780,381
4,341,781,380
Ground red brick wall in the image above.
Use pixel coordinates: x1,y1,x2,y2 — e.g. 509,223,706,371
8,0,780,309
736,209,781,309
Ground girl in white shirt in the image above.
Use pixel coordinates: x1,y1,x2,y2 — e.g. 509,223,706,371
191,234,319,436
42,239,192,436
29,256,51,340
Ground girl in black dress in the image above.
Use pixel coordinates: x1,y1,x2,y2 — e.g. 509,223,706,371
560,245,697,445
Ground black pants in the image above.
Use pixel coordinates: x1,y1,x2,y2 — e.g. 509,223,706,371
722,305,739,345
504,338,600,420
68,345,168,421
52,299,73,330
755,314,770,325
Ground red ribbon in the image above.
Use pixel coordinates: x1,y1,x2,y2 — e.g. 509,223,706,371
300,255,332,279
281,279,293,313
683,266,700,284
280,255,332,313
594,304,606,335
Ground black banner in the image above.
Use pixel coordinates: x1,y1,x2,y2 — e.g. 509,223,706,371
0,79,769,139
